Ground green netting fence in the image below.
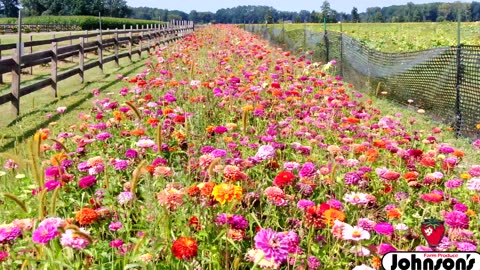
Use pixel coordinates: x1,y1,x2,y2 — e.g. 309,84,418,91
244,24,480,139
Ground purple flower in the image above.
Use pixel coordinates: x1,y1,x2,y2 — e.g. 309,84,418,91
110,239,124,248
44,166,60,180
125,149,138,159
454,203,468,212
326,199,343,210
109,222,123,231
32,224,60,244
214,126,228,134
445,178,463,189
0,226,22,243
113,159,129,170
254,228,289,264
254,145,276,161
77,161,90,172
152,158,168,166
211,149,227,158
445,211,469,229
96,132,113,141
79,175,96,189
455,241,477,251
377,243,396,255
344,172,361,185
299,162,316,178
374,222,394,235
297,199,315,210
357,218,376,232
45,180,61,191
394,192,409,201
213,214,248,230
307,256,321,269
200,146,215,154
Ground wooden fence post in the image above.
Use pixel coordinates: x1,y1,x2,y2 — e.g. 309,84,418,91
69,32,73,63
51,42,57,98
29,35,33,75
79,37,84,83
114,29,119,67
128,30,133,62
147,26,151,53
97,33,103,73
11,42,22,115
139,31,143,58
0,40,3,84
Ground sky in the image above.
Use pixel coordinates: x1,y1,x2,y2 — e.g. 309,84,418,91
126,0,470,13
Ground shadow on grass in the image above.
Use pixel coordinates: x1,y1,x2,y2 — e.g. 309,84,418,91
0,60,144,152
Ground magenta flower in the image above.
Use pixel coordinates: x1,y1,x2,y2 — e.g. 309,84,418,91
374,222,394,236
444,211,469,229
44,180,61,191
0,251,8,262
79,175,97,189
110,239,124,248
254,228,289,264
297,199,315,210
377,243,396,255
0,225,22,243
125,149,138,159
299,162,316,178
109,222,123,231
32,223,60,244
96,132,113,141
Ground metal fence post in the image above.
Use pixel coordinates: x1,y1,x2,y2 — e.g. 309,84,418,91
454,44,463,137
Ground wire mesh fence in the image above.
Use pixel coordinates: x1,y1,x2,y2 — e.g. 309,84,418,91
245,24,480,139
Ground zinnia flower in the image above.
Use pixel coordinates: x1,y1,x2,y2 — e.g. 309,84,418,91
211,183,242,205
374,222,394,236
32,223,59,244
254,228,289,264
444,211,469,229
172,237,198,260
342,225,370,241
273,171,295,188
79,175,96,189
75,208,99,226
60,228,90,249
264,186,287,206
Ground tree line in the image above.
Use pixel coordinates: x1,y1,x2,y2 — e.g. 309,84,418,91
1,0,480,23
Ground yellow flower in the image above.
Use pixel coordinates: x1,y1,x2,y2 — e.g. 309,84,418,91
211,183,242,205
476,123,480,130
460,173,471,180
242,105,254,112
466,209,476,217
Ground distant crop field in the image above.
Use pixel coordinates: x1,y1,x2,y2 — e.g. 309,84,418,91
264,22,480,52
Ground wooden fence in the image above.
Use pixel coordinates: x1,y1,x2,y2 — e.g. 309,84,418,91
0,21,194,115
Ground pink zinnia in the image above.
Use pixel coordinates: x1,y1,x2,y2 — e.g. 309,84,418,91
468,165,480,177
79,175,97,189
60,229,90,249
110,239,124,248
32,223,59,244
254,228,289,264
444,211,469,229
374,222,394,236
342,225,370,241
264,187,287,206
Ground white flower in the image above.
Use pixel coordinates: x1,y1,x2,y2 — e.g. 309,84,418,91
136,139,155,148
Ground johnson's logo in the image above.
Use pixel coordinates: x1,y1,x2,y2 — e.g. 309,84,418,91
382,252,480,270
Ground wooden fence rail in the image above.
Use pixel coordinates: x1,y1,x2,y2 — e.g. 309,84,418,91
0,20,194,115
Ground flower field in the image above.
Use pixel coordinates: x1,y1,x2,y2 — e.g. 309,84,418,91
0,25,479,269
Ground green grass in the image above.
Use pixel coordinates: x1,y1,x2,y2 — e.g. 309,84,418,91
0,53,149,152
263,22,480,52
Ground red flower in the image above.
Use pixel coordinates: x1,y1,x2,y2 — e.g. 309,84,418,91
172,237,198,260
273,171,295,188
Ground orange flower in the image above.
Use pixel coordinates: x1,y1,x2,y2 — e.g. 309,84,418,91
371,256,382,269
211,183,242,205
199,182,215,197
147,118,159,125
163,108,174,115
323,208,346,226
373,140,386,148
242,105,254,112
387,208,402,219
466,209,476,217
453,150,464,158
131,129,145,136
205,125,215,134
366,149,378,162
403,171,419,182
172,237,198,260
51,152,67,166
473,195,480,203
113,111,123,121
75,208,99,225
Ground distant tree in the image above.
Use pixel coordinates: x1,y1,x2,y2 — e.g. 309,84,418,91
189,10,198,22
374,11,384,22
320,0,337,22
351,7,360,22
0,0,19,17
